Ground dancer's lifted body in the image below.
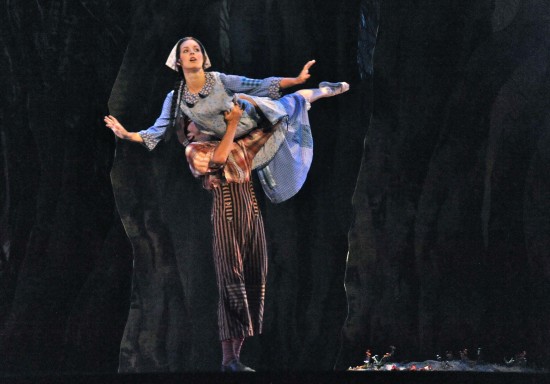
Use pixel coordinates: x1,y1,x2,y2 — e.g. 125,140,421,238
105,37,349,203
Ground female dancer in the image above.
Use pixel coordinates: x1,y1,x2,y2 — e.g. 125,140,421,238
105,36,349,203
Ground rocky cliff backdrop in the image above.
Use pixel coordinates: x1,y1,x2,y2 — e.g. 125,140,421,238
1,0,549,375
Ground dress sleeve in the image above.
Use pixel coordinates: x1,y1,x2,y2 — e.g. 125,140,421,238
185,142,218,177
137,91,174,151
219,73,282,99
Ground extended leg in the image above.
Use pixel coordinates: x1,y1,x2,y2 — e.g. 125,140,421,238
295,82,350,103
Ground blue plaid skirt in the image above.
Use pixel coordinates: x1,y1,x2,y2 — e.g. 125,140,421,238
252,93,313,203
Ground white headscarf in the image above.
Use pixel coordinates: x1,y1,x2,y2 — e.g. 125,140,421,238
165,37,212,71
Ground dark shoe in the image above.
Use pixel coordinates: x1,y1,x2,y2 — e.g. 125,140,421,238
319,81,350,96
221,359,255,372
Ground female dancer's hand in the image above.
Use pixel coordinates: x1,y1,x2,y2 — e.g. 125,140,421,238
104,115,130,139
296,60,316,84
279,60,316,89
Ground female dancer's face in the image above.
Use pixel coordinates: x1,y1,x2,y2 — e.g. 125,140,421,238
178,39,204,71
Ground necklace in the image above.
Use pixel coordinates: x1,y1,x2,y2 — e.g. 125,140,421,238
183,72,215,106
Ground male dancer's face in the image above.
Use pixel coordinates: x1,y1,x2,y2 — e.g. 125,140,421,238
186,122,210,143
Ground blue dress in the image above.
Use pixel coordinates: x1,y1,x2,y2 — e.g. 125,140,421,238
138,72,313,203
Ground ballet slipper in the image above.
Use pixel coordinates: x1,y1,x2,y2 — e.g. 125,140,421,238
318,81,350,96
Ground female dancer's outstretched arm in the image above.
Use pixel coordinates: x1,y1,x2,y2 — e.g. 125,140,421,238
278,60,315,88
104,115,143,143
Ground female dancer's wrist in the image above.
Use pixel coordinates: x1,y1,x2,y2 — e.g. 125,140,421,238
280,77,301,89
127,132,144,143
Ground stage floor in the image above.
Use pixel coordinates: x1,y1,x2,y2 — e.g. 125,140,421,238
1,371,549,384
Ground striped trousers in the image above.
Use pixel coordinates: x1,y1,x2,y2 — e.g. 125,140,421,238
211,182,268,340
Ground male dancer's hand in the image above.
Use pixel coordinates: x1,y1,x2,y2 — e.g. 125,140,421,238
212,103,243,164
224,102,243,128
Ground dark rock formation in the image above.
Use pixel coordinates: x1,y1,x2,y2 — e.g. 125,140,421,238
1,0,133,373
338,0,550,370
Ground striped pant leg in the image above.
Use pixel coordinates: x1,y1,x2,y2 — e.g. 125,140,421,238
242,181,268,335
211,183,265,340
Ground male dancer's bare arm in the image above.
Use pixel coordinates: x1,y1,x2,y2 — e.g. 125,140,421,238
210,103,243,165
